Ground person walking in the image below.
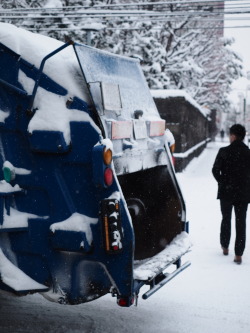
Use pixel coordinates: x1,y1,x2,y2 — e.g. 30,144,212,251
212,124,250,264
220,129,225,141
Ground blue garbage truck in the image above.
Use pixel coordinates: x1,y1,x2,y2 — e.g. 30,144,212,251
0,24,191,307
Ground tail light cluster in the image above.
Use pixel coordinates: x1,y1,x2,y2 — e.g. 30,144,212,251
103,147,113,187
92,143,114,188
101,199,123,253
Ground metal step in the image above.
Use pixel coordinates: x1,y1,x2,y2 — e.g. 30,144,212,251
142,260,191,300
134,231,192,281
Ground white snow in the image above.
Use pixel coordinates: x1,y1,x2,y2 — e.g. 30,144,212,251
0,207,40,229
0,23,101,144
164,128,175,147
97,138,113,152
44,0,63,9
2,139,250,332
0,249,47,291
3,161,31,176
0,23,85,99
108,191,121,201
0,180,21,193
0,110,9,123
134,232,192,280
174,139,208,158
50,212,98,245
151,89,210,118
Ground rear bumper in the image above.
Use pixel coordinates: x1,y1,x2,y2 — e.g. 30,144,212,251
132,231,192,301
134,231,192,281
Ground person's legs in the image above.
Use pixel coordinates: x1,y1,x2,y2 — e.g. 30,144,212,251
220,199,233,250
234,202,248,257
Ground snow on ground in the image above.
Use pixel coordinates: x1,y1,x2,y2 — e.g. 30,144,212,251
1,138,250,333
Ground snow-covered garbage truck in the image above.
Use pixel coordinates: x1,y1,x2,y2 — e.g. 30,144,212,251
0,24,191,307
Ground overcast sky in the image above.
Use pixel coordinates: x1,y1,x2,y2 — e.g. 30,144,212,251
224,1,250,73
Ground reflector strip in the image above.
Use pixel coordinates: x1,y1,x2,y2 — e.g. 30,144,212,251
149,120,166,137
104,216,110,251
111,121,133,139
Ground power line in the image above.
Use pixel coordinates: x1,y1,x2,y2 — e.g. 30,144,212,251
0,12,244,22
1,0,249,14
21,24,250,32
4,15,248,23
0,0,240,11
0,1,228,10
0,10,231,20
1,2,250,31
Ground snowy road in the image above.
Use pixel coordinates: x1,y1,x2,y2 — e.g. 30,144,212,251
1,140,250,333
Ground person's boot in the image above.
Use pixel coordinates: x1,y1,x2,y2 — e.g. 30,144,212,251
234,255,242,264
222,247,229,255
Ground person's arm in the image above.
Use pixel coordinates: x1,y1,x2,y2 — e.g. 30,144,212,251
212,149,222,182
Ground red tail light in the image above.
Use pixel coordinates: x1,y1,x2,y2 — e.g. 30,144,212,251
117,297,134,307
104,167,113,186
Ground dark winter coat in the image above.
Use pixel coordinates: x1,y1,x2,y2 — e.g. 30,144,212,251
212,140,250,203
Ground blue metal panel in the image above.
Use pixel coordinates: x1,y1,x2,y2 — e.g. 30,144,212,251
50,230,92,253
0,40,148,306
0,43,20,84
29,130,70,153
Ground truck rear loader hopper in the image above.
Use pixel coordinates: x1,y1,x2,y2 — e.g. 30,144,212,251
0,24,191,307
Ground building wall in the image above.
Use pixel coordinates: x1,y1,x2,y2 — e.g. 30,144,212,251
153,96,210,172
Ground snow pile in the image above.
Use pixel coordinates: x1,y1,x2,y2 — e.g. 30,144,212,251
174,139,208,158
50,212,98,245
95,138,113,152
0,110,9,123
0,207,41,230
0,180,21,193
108,191,121,201
134,232,192,280
3,161,31,176
0,249,47,291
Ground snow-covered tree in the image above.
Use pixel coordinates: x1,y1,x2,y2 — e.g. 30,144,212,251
0,0,243,114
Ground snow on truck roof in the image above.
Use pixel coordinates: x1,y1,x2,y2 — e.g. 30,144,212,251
0,23,101,143
0,23,86,100
0,23,160,143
